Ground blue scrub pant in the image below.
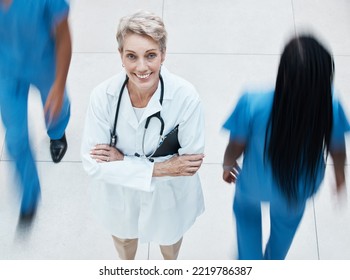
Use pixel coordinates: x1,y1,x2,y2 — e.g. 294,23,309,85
233,190,306,260
0,73,70,214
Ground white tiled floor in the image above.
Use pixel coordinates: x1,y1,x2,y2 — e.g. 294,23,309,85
1,0,350,260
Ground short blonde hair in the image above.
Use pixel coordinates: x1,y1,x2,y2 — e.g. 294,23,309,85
116,10,167,53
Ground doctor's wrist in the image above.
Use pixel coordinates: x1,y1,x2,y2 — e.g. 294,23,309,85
223,164,234,171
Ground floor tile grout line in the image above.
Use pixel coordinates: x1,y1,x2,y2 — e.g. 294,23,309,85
161,0,165,19
147,242,150,260
0,159,82,163
1,160,349,166
312,197,321,260
71,51,350,57
200,162,350,166
291,0,297,37
71,51,282,55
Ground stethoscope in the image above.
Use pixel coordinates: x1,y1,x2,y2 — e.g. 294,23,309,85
110,74,165,161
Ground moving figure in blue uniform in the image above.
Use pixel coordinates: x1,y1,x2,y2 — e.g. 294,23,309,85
0,0,71,225
222,35,349,259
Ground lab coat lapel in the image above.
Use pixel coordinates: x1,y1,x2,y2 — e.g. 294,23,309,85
119,87,139,130
139,86,162,124
105,72,139,130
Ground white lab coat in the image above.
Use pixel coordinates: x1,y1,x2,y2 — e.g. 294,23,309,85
81,67,205,245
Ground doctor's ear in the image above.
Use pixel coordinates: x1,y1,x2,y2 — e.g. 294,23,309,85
118,48,125,66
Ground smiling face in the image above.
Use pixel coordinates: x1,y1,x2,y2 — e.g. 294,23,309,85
120,33,165,95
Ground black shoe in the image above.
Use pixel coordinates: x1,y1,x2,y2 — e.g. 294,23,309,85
19,208,36,224
50,133,67,163
17,207,37,233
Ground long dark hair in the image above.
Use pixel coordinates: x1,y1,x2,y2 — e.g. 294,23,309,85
265,35,334,204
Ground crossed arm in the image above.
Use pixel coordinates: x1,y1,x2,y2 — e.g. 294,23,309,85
90,144,205,177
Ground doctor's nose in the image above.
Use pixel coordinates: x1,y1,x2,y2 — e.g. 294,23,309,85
136,58,148,71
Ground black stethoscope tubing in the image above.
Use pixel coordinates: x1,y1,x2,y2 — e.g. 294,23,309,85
110,74,165,157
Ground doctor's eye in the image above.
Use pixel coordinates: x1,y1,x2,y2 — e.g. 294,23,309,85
126,53,137,61
147,53,157,60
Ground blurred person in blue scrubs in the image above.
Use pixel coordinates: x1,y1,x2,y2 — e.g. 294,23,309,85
222,34,349,259
0,0,71,225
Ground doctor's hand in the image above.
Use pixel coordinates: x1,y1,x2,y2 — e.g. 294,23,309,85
222,163,241,184
90,144,124,163
44,84,64,124
153,154,205,177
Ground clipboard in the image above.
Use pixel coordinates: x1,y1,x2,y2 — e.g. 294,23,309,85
151,125,181,157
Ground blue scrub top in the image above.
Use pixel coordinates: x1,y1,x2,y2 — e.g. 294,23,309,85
0,0,69,80
223,90,350,202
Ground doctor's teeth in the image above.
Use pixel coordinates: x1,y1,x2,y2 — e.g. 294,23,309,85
136,73,150,79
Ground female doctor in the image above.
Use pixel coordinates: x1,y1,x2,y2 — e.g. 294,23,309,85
81,10,205,260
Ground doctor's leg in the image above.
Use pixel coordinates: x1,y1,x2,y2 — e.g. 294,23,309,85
0,77,40,217
112,236,138,260
34,72,70,163
233,191,263,260
159,237,183,260
34,72,70,140
264,198,306,260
